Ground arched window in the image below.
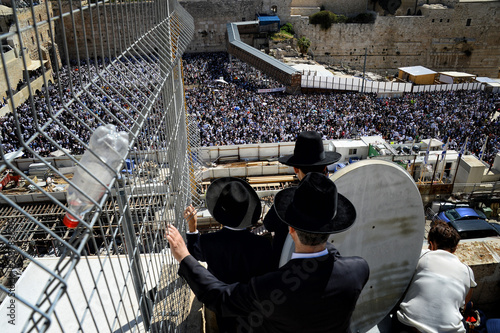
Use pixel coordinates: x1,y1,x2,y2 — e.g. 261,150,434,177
407,8,411,15
271,5,277,13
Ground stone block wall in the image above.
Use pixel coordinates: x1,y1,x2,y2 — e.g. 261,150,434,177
0,52,26,98
45,0,500,77
456,239,500,317
180,0,262,53
180,0,499,77
261,0,293,22
52,1,184,61
15,3,55,62
291,0,367,15
289,1,500,76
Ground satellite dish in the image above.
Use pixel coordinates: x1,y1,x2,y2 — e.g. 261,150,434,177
279,160,425,332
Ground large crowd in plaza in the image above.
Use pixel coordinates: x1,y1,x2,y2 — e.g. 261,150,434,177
184,52,500,165
0,55,161,157
1,51,499,165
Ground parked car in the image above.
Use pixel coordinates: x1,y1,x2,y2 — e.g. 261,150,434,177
490,223,500,235
437,207,487,223
437,207,498,239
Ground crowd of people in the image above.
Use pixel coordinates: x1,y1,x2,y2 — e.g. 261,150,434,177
0,55,164,157
184,52,500,165
166,132,480,333
1,51,499,166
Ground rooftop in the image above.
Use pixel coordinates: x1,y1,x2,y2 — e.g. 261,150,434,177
399,66,437,76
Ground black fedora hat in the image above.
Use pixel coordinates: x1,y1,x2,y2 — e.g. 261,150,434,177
278,131,341,167
206,177,261,229
274,172,356,234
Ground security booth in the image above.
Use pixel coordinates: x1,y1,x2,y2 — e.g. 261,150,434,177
438,71,476,84
476,77,500,93
257,15,280,33
398,66,437,85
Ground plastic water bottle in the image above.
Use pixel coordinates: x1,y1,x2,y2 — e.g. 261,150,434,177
63,124,129,228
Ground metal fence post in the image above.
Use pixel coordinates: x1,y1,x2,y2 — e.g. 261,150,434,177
119,188,153,331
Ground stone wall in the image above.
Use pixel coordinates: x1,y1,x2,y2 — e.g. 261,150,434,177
180,0,499,77
0,70,53,117
14,2,55,62
260,0,293,22
53,1,185,61
289,1,500,76
0,2,57,100
180,0,262,53
291,0,367,15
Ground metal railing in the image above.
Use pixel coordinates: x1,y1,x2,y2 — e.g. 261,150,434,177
0,0,195,332
301,74,484,94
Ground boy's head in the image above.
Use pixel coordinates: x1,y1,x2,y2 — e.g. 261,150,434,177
206,177,261,229
428,221,460,253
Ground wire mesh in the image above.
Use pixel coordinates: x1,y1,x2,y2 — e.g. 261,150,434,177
0,0,194,332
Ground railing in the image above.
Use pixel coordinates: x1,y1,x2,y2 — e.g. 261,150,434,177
0,0,196,332
301,75,484,94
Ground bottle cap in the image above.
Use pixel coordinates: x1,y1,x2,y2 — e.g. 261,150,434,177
63,213,79,228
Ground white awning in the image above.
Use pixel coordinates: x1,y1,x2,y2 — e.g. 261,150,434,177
26,60,48,71
398,66,436,76
438,71,476,78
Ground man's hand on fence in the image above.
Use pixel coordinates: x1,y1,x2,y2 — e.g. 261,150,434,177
184,205,197,232
166,225,190,262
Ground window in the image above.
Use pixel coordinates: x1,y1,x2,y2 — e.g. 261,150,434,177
271,5,277,13
466,19,471,26
40,33,43,41
31,36,34,44
349,148,357,155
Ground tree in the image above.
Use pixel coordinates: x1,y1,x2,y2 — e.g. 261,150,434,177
280,23,294,35
297,37,311,56
309,10,336,30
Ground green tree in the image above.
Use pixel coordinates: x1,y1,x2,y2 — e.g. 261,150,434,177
309,10,336,30
297,37,311,56
280,23,294,35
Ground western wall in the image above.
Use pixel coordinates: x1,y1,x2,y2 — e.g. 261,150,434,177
0,2,57,101
180,0,500,77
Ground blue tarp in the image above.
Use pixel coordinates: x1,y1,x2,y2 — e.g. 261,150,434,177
327,162,347,173
258,16,280,26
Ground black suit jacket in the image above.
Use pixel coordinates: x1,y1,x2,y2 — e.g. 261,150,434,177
263,206,289,269
186,228,274,284
179,244,370,333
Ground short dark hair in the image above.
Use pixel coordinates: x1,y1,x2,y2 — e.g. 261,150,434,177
428,221,460,252
295,229,329,246
298,165,327,175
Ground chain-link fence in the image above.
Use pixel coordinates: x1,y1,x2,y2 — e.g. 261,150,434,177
0,0,196,331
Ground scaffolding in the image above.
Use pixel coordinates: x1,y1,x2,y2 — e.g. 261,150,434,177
0,0,196,332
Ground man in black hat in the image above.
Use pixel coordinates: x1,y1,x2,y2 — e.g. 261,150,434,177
167,173,369,333
184,177,273,333
184,177,273,284
264,130,342,267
